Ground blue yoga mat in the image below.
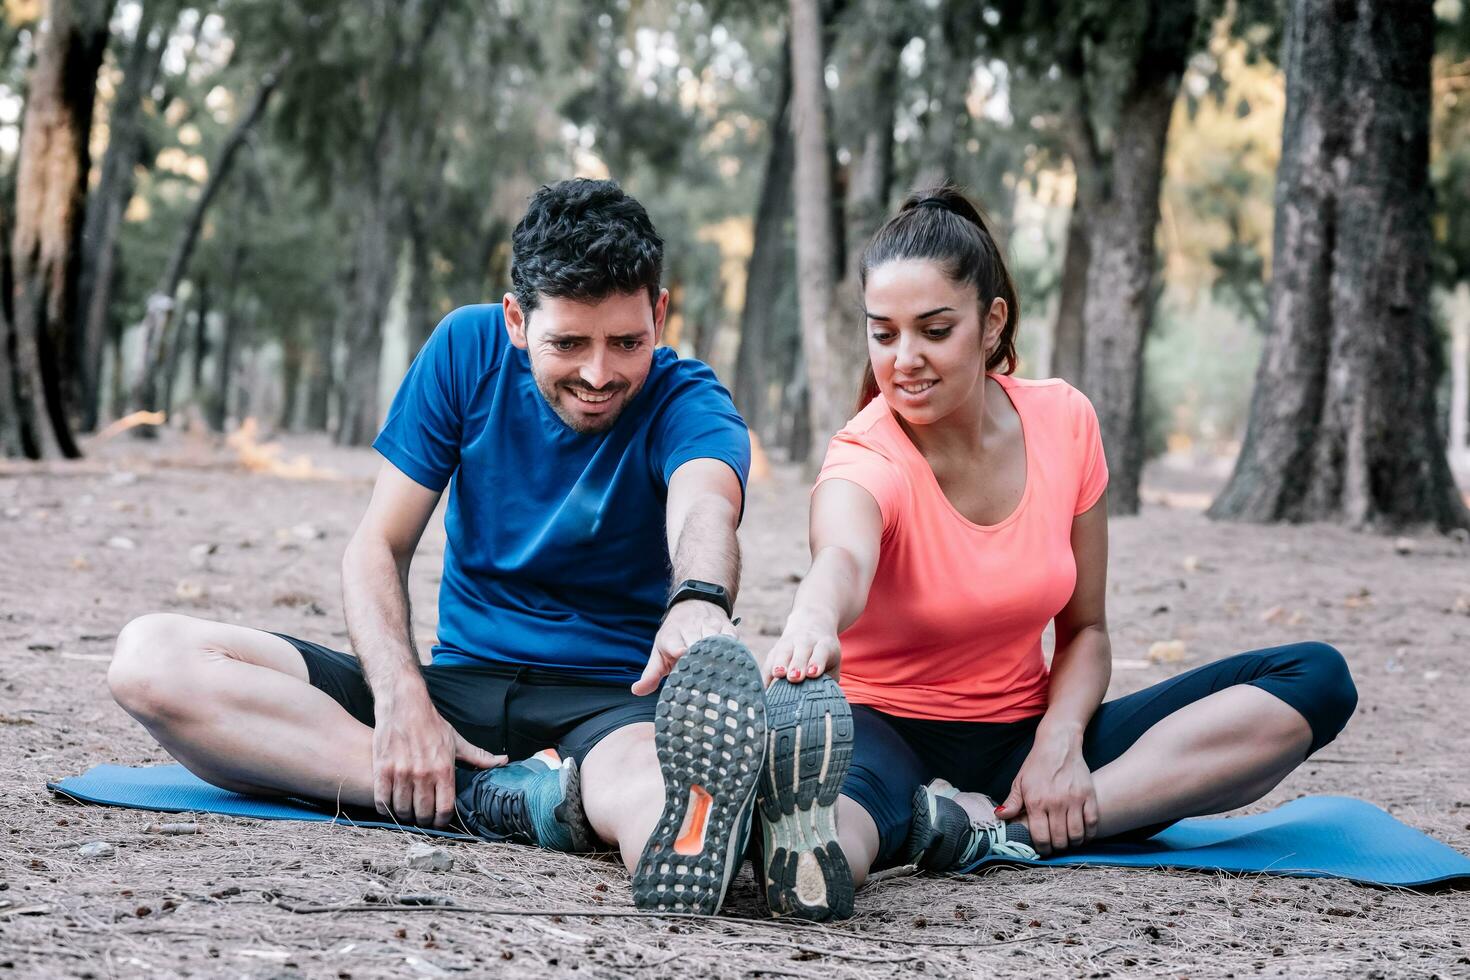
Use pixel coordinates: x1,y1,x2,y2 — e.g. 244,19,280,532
958,794,1470,887
49,764,1470,887
49,763,475,840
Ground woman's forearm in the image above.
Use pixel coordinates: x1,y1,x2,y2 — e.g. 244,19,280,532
1037,625,1112,740
789,545,869,633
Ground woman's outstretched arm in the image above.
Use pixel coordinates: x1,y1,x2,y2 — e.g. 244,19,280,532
763,479,884,683
995,491,1112,854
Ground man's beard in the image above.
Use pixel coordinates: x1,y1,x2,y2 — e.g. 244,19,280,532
533,373,642,434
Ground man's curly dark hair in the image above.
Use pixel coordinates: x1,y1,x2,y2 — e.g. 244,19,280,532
510,179,664,317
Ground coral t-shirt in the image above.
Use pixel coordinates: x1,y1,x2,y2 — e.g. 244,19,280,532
814,374,1108,721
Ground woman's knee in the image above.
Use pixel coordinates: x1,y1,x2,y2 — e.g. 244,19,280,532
1270,641,1358,744
108,613,211,721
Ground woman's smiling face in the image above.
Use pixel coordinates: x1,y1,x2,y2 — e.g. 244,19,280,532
863,258,1005,426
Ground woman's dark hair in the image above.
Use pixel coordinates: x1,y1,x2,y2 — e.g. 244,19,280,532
510,178,663,317
855,184,1020,411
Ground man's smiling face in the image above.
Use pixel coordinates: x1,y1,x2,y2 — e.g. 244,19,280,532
504,288,669,434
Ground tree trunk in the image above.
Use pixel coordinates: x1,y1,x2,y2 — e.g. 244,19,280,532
190,278,209,395
833,14,902,420
335,171,397,447
105,315,125,421
279,333,303,432
304,303,337,432
6,0,114,459
1448,282,1468,462
159,286,190,419
206,239,247,433
912,3,977,191
405,202,434,352
789,0,843,468
77,0,166,431
0,205,31,457
129,51,289,421
1210,0,1468,531
1078,3,1196,515
733,40,794,443
1050,194,1090,385
0,306,25,456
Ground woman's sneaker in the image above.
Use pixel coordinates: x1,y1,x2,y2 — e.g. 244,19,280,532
756,675,855,920
454,748,593,852
904,778,1037,870
632,636,767,916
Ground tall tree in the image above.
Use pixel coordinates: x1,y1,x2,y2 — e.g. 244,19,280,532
5,0,115,459
128,51,289,423
788,0,842,468
1076,1,1201,514
1210,0,1469,531
732,36,794,442
77,0,174,431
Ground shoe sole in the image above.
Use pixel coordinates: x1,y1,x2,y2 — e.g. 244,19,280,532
758,676,854,920
903,787,942,868
632,636,767,915
552,758,594,853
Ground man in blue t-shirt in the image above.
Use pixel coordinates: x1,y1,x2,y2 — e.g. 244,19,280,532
107,180,788,917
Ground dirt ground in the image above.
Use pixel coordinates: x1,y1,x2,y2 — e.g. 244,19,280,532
2,426,1469,979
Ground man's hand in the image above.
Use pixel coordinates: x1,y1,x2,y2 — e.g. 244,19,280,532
372,691,507,828
632,600,737,696
994,723,1098,856
763,611,841,685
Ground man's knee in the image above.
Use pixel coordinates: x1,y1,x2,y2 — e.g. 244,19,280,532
108,613,209,722
583,723,660,787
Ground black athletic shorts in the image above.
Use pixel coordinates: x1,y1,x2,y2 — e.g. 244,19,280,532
276,634,658,764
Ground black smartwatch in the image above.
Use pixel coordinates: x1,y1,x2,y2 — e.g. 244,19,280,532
665,579,733,618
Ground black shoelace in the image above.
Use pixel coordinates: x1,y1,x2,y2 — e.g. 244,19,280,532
462,778,536,844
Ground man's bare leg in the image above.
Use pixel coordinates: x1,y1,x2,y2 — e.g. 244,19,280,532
579,722,664,871
108,612,378,807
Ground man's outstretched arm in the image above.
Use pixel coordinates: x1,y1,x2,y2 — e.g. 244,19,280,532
631,458,745,696
342,463,504,826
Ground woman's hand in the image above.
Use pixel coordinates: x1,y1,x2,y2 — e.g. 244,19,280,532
994,724,1098,856
764,611,842,685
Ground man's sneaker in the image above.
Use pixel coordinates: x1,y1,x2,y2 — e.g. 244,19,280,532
455,748,593,852
632,635,767,916
904,778,1037,871
757,675,855,920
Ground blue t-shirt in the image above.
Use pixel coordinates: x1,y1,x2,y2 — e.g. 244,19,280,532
372,304,751,682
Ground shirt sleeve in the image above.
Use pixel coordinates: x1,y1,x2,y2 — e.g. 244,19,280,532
1072,388,1109,515
373,308,481,491
649,357,752,510
814,431,905,535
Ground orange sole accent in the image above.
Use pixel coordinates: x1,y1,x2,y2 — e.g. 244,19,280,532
673,785,713,855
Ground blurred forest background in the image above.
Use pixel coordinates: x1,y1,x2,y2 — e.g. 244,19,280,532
1,0,1468,530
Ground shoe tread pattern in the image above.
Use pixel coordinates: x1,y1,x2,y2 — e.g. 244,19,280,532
632,636,767,915
758,676,855,920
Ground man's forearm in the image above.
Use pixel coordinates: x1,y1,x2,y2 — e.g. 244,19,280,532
669,494,740,602
342,536,431,708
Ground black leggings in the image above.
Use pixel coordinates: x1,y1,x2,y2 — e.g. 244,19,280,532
842,642,1358,865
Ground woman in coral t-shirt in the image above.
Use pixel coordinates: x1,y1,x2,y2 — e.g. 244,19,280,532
753,187,1358,922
